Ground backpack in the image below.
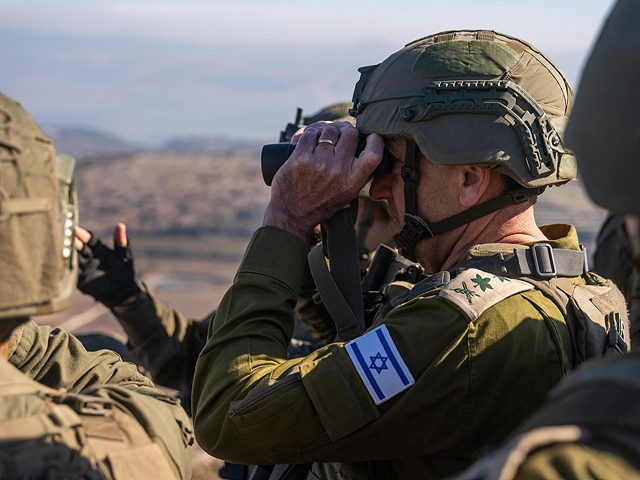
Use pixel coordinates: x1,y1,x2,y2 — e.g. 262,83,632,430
0,359,179,480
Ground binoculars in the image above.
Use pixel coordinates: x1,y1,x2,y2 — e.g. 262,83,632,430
261,134,395,186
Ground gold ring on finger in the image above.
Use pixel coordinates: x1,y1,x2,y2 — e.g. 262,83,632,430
317,139,336,147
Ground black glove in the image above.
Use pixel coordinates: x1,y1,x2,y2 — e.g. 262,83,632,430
77,233,142,308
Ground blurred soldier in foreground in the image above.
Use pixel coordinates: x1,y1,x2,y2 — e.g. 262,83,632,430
455,1,640,478
0,92,192,479
191,30,627,480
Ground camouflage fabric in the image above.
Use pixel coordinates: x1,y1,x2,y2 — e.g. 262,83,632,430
3,320,193,479
303,102,354,126
352,30,575,189
191,224,600,479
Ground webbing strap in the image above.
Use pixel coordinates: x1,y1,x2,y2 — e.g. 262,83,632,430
512,245,586,278
0,198,50,215
394,187,543,259
308,203,365,342
466,245,587,279
398,141,420,260
308,246,362,341
402,141,419,217
356,201,376,262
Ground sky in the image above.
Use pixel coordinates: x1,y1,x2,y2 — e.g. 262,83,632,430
0,0,617,145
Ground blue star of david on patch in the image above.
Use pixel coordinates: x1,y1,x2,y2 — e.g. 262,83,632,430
346,324,416,405
369,352,389,374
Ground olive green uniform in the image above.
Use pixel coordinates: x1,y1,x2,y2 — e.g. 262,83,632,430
3,319,193,479
113,284,210,392
112,281,327,392
192,224,587,479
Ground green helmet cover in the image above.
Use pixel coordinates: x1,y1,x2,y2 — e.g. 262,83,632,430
351,30,576,189
303,102,355,126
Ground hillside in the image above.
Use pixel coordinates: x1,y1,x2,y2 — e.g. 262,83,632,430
43,125,141,158
76,151,271,248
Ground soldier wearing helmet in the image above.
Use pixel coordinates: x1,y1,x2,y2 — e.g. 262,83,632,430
191,30,628,480
455,3,640,479
193,31,628,478
0,92,192,479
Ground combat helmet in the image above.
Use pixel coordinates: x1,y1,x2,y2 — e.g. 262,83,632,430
303,102,354,125
0,92,78,319
350,30,576,259
280,102,355,143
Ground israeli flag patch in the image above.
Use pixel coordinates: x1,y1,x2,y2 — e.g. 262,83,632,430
346,324,415,405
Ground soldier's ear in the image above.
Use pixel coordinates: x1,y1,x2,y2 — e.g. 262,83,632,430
458,167,491,208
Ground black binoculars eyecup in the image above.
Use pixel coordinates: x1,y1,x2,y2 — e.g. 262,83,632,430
261,140,395,186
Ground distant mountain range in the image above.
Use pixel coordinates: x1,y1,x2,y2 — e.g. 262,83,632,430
163,135,263,156
42,125,141,158
42,125,263,159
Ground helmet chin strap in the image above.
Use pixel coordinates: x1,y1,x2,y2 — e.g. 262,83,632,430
393,141,545,262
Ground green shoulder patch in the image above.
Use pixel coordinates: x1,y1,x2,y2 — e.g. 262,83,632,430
439,268,533,321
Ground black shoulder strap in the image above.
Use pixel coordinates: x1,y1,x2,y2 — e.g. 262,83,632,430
308,202,365,342
406,271,451,302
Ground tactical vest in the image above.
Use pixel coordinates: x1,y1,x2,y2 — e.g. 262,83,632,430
0,359,179,480
384,242,630,365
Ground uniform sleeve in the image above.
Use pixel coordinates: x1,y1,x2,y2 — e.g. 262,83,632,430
113,284,211,391
192,226,472,465
8,320,193,480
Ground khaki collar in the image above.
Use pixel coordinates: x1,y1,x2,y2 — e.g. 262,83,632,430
468,224,580,259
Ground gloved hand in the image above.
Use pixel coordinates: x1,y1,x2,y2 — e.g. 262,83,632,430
75,224,141,308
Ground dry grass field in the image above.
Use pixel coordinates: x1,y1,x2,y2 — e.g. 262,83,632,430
76,151,271,240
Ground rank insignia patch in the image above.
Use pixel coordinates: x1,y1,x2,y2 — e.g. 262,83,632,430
439,268,533,321
346,325,415,405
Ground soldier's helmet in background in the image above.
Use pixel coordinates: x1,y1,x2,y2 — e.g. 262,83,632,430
565,0,640,215
0,92,78,319
350,29,576,189
303,102,355,126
